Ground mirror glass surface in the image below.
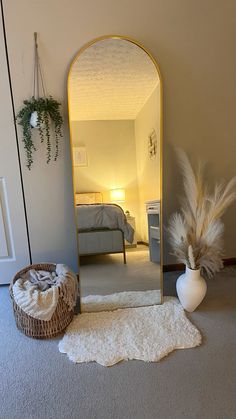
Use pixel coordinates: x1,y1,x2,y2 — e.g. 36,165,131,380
68,37,162,312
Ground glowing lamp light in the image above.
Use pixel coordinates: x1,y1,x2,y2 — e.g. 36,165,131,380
110,188,126,203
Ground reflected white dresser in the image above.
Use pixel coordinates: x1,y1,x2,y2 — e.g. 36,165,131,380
145,200,160,263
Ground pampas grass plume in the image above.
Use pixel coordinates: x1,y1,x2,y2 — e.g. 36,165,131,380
168,149,236,277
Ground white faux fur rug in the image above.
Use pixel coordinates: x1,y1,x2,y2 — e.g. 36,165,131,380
81,289,161,312
59,297,201,366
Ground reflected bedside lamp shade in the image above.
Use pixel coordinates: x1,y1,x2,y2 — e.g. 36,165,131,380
110,188,126,203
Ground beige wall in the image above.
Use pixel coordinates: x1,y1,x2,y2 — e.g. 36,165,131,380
71,120,140,219
3,0,236,264
135,86,160,242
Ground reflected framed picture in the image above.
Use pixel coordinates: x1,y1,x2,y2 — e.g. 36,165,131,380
73,146,88,167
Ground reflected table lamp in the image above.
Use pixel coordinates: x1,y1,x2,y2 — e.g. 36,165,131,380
110,188,126,207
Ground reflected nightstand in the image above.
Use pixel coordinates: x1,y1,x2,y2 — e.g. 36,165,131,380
125,215,137,248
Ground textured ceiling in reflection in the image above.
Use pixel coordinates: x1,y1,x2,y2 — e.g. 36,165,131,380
69,38,159,121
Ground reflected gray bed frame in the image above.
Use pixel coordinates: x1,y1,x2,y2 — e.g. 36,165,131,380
78,228,126,264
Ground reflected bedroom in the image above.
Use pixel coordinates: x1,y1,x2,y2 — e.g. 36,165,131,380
68,37,162,312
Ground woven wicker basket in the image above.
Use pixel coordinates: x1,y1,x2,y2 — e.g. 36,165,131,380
9,263,75,339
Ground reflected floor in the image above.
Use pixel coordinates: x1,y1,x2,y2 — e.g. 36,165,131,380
79,245,161,298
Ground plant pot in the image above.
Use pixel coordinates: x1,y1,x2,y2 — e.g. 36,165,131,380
30,111,39,128
176,266,207,312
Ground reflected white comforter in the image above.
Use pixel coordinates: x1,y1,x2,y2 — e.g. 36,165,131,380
76,204,134,244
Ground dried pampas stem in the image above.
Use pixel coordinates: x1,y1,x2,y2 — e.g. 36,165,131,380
188,245,196,270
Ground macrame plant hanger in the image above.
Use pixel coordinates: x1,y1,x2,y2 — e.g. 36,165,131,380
33,32,46,99
30,32,47,131
30,33,49,153
16,33,63,170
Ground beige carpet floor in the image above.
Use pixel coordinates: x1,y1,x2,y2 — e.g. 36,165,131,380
0,267,236,419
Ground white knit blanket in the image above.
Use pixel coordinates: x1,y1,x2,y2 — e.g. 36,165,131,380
12,264,78,321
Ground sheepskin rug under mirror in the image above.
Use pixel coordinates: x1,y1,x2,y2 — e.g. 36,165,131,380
59,297,201,366
81,289,161,312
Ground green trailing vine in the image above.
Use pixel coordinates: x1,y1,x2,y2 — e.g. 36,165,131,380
16,34,63,170
16,96,63,170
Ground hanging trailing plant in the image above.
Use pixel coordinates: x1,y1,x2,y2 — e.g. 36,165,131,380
16,33,63,170
16,96,63,169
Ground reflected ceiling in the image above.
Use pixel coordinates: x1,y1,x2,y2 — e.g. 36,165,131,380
69,39,159,121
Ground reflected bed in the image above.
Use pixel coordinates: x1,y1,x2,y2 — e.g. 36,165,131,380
75,193,134,263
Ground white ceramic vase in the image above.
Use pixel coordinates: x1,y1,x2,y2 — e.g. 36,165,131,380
30,111,39,128
176,266,207,312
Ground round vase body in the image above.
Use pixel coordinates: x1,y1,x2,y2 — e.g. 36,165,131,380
30,111,39,128
176,266,207,312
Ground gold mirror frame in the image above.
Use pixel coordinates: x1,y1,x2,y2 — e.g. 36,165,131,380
67,34,163,305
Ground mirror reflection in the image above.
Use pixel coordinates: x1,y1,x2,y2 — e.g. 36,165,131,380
68,37,162,312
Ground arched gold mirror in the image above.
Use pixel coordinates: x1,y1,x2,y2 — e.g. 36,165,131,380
68,36,163,312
